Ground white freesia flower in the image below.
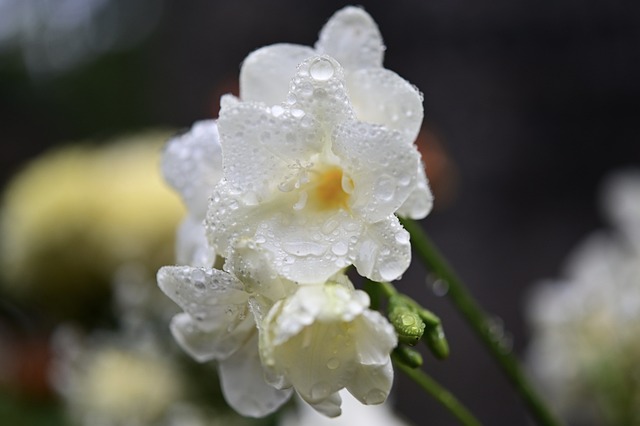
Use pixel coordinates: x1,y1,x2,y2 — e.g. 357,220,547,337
162,120,222,267
207,54,419,284
240,6,432,219
52,332,185,426
601,169,640,250
157,260,294,417
526,170,640,425
256,274,397,417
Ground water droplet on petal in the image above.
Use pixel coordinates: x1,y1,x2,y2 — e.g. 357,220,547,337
331,241,349,256
375,175,396,202
310,58,334,81
364,388,387,404
310,381,331,401
326,358,340,370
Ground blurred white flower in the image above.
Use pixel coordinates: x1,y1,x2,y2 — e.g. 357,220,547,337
0,0,163,75
257,274,397,417
239,6,432,219
162,120,222,267
601,169,640,250
526,169,640,426
52,331,185,426
207,55,418,284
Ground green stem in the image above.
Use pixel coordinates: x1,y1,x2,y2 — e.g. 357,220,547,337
400,218,563,426
392,353,483,426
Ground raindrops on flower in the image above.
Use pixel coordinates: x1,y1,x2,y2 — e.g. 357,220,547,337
157,6,433,418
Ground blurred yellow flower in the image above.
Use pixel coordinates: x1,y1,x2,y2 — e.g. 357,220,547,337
0,131,185,317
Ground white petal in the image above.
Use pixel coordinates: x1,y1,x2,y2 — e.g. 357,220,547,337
162,120,222,217
396,161,434,220
333,122,420,222
240,43,316,105
255,209,363,284
287,55,354,126
169,312,250,362
315,6,384,71
305,391,343,418
346,359,394,405
346,68,423,142
175,215,215,267
354,310,398,365
157,266,253,360
218,334,293,417
353,216,411,282
217,101,324,202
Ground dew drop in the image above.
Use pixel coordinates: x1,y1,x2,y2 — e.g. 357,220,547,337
310,381,331,400
395,231,409,244
364,388,386,404
298,82,314,97
432,279,449,296
331,241,349,256
310,58,334,81
375,175,396,202
401,315,416,326
326,358,340,370
271,105,284,117
291,108,305,118
322,219,340,235
378,261,405,282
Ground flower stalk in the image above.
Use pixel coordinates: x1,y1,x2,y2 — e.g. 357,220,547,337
400,218,563,426
392,352,482,426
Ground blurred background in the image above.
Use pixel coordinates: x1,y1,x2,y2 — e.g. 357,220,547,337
1,0,639,425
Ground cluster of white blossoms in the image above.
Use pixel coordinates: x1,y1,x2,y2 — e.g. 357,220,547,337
158,7,432,418
526,170,640,425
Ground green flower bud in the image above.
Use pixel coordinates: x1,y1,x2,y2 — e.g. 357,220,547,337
388,295,426,346
393,345,423,369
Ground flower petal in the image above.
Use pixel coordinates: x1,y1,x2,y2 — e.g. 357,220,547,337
315,6,384,71
346,359,394,405
254,209,363,284
217,101,324,202
175,215,215,267
396,161,434,220
304,391,343,418
353,216,411,282
346,68,423,143
240,43,316,105
169,312,245,362
354,310,398,365
218,334,293,417
333,121,420,222
162,120,222,217
157,266,253,360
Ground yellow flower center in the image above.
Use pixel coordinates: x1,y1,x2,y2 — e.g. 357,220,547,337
310,167,352,211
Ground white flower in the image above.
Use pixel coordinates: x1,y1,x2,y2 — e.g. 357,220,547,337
601,169,640,250
207,55,418,284
53,335,185,426
162,120,222,267
526,171,640,425
256,274,397,417
157,263,293,417
239,6,432,219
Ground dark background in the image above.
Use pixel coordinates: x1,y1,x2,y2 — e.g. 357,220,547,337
1,1,639,425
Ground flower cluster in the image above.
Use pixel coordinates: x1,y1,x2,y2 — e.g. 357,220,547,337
158,7,432,418
526,170,640,425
